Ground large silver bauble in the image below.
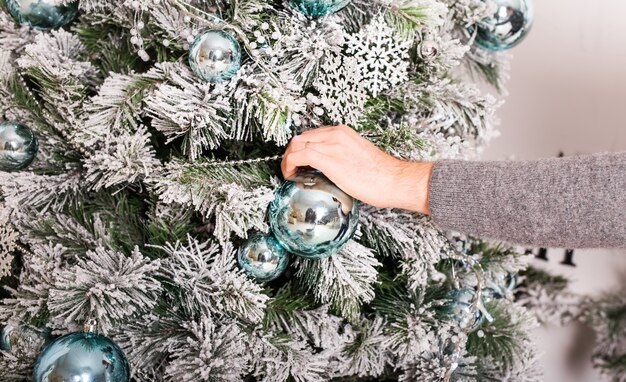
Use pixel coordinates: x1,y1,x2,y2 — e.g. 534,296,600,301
5,0,79,30
238,233,289,282
269,170,359,259
32,331,130,382
188,29,242,83
0,121,38,171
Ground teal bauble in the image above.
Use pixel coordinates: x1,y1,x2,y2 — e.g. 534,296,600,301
447,288,484,332
0,121,38,171
4,0,79,30
269,171,359,260
32,331,130,382
289,0,351,17
473,0,533,51
238,233,289,282
189,29,241,83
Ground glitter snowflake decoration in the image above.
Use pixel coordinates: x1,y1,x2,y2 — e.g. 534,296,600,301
314,53,368,126
0,203,18,277
346,15,412,97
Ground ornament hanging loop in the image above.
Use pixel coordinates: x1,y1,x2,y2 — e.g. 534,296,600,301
83,318,98,334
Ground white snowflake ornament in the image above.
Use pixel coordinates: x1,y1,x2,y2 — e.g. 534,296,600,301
346,15,412,97
314,53,368,126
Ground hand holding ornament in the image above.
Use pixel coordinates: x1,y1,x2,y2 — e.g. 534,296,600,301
281,125,434,215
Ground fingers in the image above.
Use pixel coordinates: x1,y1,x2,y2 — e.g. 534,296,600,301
281,147,329,180
298,124,359,143
281,125,358,179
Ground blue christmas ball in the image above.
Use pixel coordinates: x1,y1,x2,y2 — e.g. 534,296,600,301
289,0,351,17
447,288,484,332
238,233,289,282
5,0,79,30
269,170,359,260
473,0,533,51
0,121,38,172
189,29,241,83
32,331,130,382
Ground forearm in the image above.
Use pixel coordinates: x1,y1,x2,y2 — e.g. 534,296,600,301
426,152,626,248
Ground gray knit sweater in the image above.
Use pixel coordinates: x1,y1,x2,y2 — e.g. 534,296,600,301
429,152,626,249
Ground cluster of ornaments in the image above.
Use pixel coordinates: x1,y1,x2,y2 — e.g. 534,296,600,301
238,170,359,282
5,0,79,30
188,0,352,83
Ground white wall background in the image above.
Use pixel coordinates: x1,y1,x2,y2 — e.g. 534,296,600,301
478,1,626,381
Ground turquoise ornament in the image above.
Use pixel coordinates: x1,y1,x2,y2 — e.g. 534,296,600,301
0,121,38,171
238,233,289,282
447,288,484,332
288,0,351,17
473,0,533,51
269,170,359,259
32,326,130,382
188,29,241,83
4,0,79,30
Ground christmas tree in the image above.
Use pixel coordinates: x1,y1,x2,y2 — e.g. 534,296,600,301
0,0,555,381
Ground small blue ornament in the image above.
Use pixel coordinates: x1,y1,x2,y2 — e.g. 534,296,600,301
189,29,241,83
473,0,533,51
269,170,359,260
447,288,484,332
5,0,79,30
288,0,351,17
238,233,289,282
0,121,38,171
32,325,130,382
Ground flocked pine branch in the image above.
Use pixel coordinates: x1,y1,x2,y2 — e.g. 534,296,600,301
295,241,381,321
157,236,270,323
47,246,162,333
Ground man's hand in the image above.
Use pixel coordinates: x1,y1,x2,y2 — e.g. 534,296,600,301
281,125,433,215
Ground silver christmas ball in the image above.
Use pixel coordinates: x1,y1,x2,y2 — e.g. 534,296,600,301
188,29,242,83
0,324,50,353
238,233,289,282
5,0,79,30
418,40,439,60
269,170,359,259
32,331,130,382
0,121,38,171
473,0,533,51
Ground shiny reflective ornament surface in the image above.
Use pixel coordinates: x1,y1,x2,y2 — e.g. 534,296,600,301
269,171,359,259
418,40,439,61
473,0,533,51
0,121,38,171
5,0,79,30
288,0,351,17
238,233,289,282
0,324,50,352
189,29,241,83
447,288,484,331
32,331,130,382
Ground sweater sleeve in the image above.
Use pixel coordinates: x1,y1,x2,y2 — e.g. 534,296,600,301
428,151,626,249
